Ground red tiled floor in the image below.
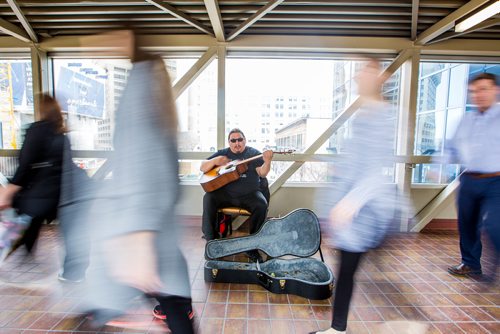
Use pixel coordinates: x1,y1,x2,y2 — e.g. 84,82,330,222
223,319,247,334
0,225,498,333
226,304,247,319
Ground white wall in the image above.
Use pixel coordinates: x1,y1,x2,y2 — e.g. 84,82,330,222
178,183,457,219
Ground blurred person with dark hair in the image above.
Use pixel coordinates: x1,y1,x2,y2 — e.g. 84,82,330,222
79,30,193,334
0,94,66,254
446,72,499,280
313,60,407,334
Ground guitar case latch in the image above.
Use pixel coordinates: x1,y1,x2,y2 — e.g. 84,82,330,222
212,269,218,278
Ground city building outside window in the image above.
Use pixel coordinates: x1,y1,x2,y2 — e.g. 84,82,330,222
52,58,207,176
0,58,33,150
0,58,33,177
226,59,400,183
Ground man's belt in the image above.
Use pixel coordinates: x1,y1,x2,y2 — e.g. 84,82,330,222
464,171,500,178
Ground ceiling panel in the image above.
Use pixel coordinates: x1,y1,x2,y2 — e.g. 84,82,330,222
0,0,497,43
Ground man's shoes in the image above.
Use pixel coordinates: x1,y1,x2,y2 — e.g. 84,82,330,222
245,250,263,263
448,263,482,276
152,304,195,321
57,273,85,283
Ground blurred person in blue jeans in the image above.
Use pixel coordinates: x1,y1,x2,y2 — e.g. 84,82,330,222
446,72,499,280
79,29,193,334
313,59,405,334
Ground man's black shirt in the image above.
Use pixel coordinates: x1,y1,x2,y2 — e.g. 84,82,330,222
207,147,264,197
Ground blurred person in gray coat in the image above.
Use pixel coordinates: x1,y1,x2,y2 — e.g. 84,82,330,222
79,30,193,334
313,59,409,334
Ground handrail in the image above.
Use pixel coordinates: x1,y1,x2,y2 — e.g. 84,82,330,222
0,150,433,164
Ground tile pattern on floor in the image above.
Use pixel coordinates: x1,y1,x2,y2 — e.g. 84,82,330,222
0,223,498,334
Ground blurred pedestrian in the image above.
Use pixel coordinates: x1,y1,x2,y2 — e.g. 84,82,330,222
80,29,193,334
313,59,402,334
0,94,66,255
446,72,499,280
57,131,92,283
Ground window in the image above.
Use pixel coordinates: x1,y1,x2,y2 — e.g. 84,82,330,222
176,61,217,152
53,58,132,151
226,58,400,183
53,58,207,175
413,62,500,184
0,58,33,150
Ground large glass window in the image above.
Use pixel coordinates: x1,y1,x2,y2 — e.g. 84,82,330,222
176,60,217,181
0,58,34,150
0,58,33,177
53,58,132,151
226,58,400,183
413,62,500,184
226,59,334,182
53,57,211,148
177,61,217,152
53,57,210,175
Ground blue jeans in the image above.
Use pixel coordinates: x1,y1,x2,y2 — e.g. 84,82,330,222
457,174,500,270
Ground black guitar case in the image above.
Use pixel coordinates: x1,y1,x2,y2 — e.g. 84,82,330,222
204,208,334,300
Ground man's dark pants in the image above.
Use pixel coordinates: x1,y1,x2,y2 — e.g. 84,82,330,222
202,189,268,241
457,174,500,271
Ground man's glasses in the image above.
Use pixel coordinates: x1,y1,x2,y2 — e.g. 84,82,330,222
230,138,244,143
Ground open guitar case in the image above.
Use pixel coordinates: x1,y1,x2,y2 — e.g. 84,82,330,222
204,208,335,300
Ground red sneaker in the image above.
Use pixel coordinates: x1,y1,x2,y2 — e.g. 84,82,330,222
152,304,194,321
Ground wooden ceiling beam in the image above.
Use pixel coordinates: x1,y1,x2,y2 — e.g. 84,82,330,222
6,0,38,42
144,0,214,36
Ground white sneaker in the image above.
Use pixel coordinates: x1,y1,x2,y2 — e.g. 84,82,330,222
310,329,346,334
384,321,428,334
57,273,84,283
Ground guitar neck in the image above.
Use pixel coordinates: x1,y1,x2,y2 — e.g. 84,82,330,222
237,154,263,165
234,150,291,165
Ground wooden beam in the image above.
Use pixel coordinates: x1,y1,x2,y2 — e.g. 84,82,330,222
415,0,490,45
217,46,226,148
428,18,500,44
30,45,49,120
145,0,214,36
172,46,217,99
0,18,31,43
410,176,460,232
32,34,500,56
395,49,420,231
411,0,420,40
384,48,414,75
6,0,38,42
0,149,434,164
269,48,413,195
227,0,286,41
203,0,225,41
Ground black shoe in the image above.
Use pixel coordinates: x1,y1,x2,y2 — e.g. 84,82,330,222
152,304,195,321
448,263,482,276
245,250,262,263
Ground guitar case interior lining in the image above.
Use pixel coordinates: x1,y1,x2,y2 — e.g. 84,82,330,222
204,208,335,300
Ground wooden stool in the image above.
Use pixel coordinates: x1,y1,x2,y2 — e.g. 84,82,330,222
217,207,251,236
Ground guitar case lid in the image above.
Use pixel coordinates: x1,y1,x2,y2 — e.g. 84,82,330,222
205,208,321,259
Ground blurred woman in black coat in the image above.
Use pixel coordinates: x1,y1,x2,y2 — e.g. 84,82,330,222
0,94,66,253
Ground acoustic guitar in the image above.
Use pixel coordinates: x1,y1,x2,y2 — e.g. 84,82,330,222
199,150,293,192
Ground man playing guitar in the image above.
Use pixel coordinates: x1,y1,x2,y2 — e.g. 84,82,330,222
200,128,273,250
